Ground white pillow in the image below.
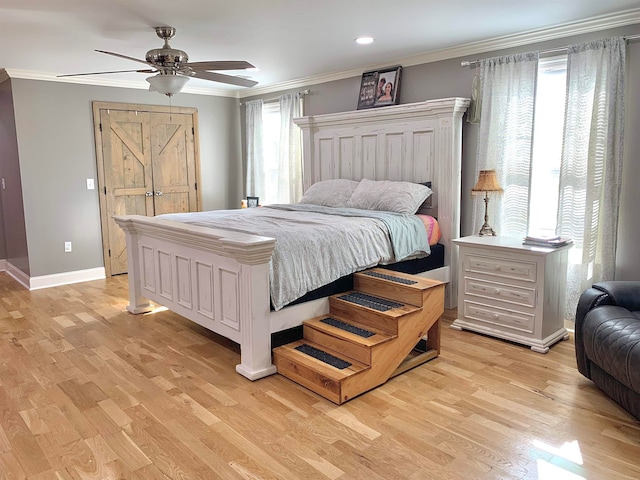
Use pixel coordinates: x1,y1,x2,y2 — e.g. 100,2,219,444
299,179,360,208
347,179,433,214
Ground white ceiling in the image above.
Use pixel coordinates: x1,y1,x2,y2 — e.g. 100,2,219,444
3,0,640,97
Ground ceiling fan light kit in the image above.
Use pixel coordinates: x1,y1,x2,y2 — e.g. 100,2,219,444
59,26,258,95
146,72,190,96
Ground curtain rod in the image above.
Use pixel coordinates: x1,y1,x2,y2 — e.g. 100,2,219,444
240,89,310,106
460,33,640,68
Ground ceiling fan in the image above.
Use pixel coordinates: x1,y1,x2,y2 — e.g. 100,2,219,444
59,26,258,96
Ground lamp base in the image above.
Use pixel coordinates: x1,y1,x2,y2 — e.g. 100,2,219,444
478,222,497,236
477,192,497,236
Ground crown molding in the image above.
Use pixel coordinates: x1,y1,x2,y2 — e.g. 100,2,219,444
401,8,640,68
237,8,640,99
4,9,640,100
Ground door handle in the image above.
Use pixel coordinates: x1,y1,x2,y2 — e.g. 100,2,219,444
155,191,163,196
145,191,153,197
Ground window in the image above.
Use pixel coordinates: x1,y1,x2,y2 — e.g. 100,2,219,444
475,39,626,319
261,103,282,205
528,55,567,237
245,94,303,205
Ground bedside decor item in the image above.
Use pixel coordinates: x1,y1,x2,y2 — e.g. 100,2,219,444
247,196,259,208
471,169,503,236
357,66,402,109
523,235,573,248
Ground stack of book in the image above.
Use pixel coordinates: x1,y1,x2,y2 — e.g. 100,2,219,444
522,235,573,248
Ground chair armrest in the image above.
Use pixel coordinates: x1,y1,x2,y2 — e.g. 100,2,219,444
575,286,613,378
593,281,640,312
574,281,640,379
576,287,612,326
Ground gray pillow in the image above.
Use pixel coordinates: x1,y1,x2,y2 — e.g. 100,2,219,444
347,179,433,214
299,179,360,208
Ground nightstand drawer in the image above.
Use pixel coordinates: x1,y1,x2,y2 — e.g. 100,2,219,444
464,277,536,308
465,254,537,282
463,301,534,333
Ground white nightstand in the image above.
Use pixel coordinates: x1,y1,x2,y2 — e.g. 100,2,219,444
451,236,571,353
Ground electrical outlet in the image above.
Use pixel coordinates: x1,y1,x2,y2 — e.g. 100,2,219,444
64,241,72,253
87,178,95,190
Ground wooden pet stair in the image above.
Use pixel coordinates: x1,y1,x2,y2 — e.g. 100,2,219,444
273,268,445,404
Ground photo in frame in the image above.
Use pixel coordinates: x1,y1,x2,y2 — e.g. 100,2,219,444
246,196,260,208
357,65,402,109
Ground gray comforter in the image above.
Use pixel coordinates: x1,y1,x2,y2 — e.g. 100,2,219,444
158,204,430,310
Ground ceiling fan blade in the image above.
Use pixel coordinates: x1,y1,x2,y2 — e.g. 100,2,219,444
191,71,258,87
58,69,156,77
187,60,255,71
95,49,151,66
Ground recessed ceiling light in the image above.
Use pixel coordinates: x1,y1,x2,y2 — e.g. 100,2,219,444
355,36,374,45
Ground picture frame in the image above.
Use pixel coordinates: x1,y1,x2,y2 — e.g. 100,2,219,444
357,65,402,109
246,196,259,208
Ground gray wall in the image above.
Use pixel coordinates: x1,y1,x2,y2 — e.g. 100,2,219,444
9,79,242,277
243,24,640,281
0,79,29,274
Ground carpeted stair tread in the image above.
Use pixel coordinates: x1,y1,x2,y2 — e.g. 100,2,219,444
274,340,368,379
362,270,418,285
303,315,394,357
319,317,375,338
354,268,446,307
295,344,352,369
337,292,404,311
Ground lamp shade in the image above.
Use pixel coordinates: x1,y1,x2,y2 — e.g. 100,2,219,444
471,169,503,194
146,73,189,96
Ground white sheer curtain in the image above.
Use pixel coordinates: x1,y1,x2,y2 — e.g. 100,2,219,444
277,93,303,204
473,52,539,237
557,37,626,318
245,94,303,205
245,99,264,199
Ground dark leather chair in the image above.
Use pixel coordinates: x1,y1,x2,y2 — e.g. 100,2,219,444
575,281,640,420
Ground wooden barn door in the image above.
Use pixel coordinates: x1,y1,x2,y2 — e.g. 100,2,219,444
149,111,199,214
93,102,201,276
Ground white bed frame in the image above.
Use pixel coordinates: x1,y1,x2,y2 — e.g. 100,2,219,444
114,97,469,380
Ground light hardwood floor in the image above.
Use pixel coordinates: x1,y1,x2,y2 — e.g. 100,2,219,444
0,273,638,479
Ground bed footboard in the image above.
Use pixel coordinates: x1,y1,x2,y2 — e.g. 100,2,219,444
114,215,278,380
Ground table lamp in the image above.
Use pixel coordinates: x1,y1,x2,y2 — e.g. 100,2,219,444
472,169,503,236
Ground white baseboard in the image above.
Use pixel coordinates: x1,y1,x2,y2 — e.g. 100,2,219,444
1,261,106,290
29,267,106,290
5,262,30,289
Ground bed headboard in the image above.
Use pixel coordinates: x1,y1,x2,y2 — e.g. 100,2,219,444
294,97,469,309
